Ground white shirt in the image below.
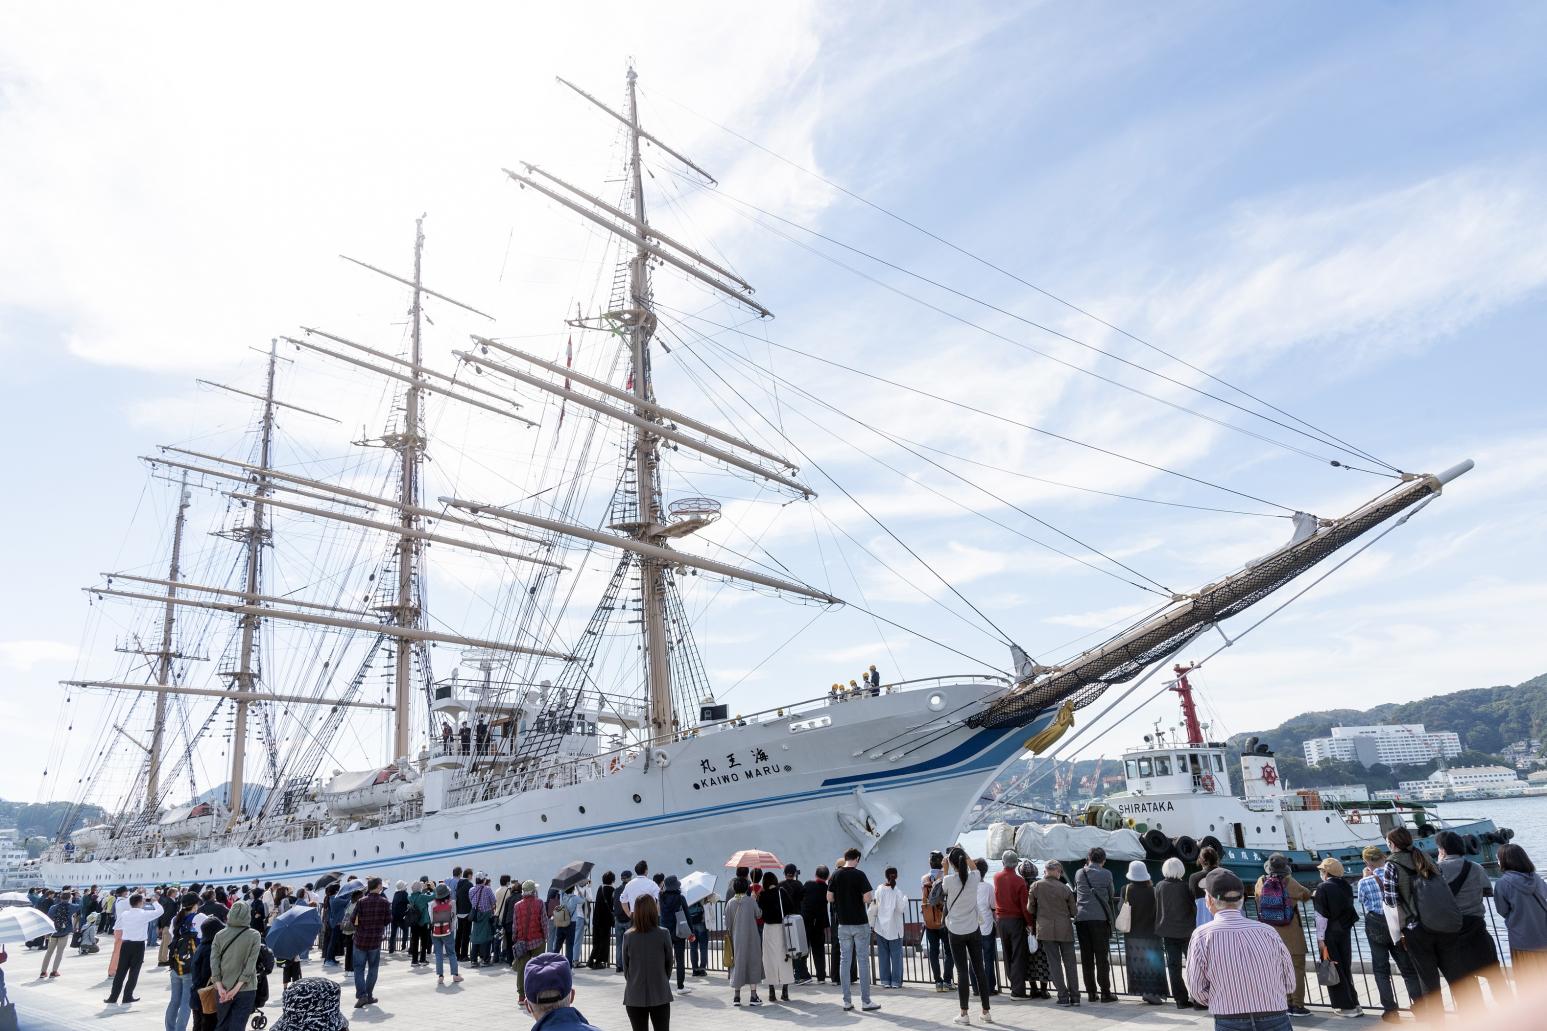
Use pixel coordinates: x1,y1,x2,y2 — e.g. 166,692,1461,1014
112,900,166,942
871,883,908,940
976,879,995,936
619,876,659,913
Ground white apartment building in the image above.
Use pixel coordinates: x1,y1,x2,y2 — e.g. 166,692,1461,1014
1302,724,1462,768
1398,765,1525,800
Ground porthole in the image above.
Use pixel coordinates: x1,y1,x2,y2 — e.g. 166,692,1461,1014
495,824,501,832
375,846,380,854
633,794,642,804
927,693,946,711
352,850,357,857
541,815,548,822
1255,827,1261,834
578,807,586,814
399,842,405,849
454,832,460,840
686,858,694,866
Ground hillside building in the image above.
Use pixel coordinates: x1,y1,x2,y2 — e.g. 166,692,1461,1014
1302,724,1461,768
1398,765,1524,800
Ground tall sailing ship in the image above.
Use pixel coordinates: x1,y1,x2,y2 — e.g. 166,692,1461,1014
41,69,1473,888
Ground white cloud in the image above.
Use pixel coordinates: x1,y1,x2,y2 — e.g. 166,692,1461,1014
0,640,77,671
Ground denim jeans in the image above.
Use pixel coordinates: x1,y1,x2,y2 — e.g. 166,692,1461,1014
689,929,708,972
164,969,194,1031
433,935,458,977
926,926,954,985
615,923,628,971
876,935,904,987
353,945,381,1000
213,990,256,1031
1213,1014,1292,1031
836,924,872,1006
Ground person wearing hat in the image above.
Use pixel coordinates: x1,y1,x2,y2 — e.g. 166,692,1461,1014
1356,845,1422,1021
428,883,462,985
1253,853,1312,1015
514,881,552,1003
523,951,603,1031
1184,869,1296,1030
992,849,1032,998
1120,860,1166,1005
1312,857,1362,1017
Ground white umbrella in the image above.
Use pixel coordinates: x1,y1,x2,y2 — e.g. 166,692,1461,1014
0,891,33,905
0,905,53,943
679,871,717,906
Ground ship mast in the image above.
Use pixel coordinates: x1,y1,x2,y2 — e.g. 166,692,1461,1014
391,217,428,762
621,67,674,741
226,340,277,820
1170,663,1205,746
143,471,191,811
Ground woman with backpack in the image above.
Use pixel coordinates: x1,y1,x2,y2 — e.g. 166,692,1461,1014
429,883,462,986
165,893,201,1031
1493,843,1547,980
1382,826,1461,1023
1312,858,1363,1017
1253,853,1313,1016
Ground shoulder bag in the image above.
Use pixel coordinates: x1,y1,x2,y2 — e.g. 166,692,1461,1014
1114,884,1134,934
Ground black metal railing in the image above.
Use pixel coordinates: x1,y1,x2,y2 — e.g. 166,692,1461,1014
601,896,1521,1012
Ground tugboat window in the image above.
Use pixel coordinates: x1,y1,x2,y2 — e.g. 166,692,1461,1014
1137,758,1153,777
1153,756,1172,776
1125,760,1139,778
1213,755,1225,772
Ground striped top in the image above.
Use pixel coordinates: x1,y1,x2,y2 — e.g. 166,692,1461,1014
1184,908,1296,1015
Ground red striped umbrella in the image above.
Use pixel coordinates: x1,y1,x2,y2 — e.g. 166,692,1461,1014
725,849,782,870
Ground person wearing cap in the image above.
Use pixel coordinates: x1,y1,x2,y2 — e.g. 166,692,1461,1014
428,882,462,985
1185,868,1296,1031
992,850,1032,998
1356,845,1421,1022
1312,858,1362,1017
514,880,552,1003
524,951,604,1031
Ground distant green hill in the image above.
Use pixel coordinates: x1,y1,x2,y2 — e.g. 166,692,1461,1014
1230,671,1547,792
0,798,108,854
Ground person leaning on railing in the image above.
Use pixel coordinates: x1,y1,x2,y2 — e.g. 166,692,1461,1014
1493,843,1547,983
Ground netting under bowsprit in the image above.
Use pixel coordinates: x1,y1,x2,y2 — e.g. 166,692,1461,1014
969,477,1439,730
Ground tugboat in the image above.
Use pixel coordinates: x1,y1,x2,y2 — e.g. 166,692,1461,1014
1083,666,1512,884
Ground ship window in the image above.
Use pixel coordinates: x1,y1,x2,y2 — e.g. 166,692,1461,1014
374,846,380,854
633,794,643,804
495,824,501,832
686,857,693,865
578,807,586,814
1177,754,1187,768
541,815,548,822
1137,758,1153,777
1153,756,1172,776
453,832,460,840
1213,755,1224,772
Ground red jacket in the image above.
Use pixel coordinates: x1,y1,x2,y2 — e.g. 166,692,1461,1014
992,869,1031,922
514,894,547,946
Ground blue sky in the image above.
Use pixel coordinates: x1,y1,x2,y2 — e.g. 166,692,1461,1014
2,2,1545,808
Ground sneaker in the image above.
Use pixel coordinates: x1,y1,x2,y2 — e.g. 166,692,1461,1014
1290,1006,1312,1016
980,1013,994,1024
842,1004,854,1012
452,975,464,983
49,972,60,979
935,983,950,993
1100,993,1119,1003
734,996,742,1007
953,1016,971,1026
678,986,692,995
750,995,762,1007
438,976,444,985
862,1002,882,1012
795,977,814,986
1338,1008,1365,1019
1381,1012,1401,1024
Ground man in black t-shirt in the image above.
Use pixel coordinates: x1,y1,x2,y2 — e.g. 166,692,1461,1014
826,848,881,1012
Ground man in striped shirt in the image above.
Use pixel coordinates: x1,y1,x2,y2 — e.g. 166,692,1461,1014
1185,869,1296,1031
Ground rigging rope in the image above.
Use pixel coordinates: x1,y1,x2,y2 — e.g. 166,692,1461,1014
641,86,1401,475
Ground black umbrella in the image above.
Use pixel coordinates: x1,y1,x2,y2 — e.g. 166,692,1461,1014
551,860,594,892
314,872,341,891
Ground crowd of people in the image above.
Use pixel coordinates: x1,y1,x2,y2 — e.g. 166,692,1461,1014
16,829,1547,1031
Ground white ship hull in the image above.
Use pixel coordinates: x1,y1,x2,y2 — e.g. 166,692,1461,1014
44,682,1048,888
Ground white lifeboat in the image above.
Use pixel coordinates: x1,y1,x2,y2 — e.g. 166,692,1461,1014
159,802,221,843
322,765,417,817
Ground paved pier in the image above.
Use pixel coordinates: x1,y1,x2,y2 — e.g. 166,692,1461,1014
11,944,1252,1031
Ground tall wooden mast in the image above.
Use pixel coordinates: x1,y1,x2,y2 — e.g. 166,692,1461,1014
391,218,428,761
143,470,190,812
226,340,277,819
622,67,675,741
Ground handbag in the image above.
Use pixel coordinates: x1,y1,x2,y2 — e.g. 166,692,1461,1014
1315,945,1341,987
198,984,219,1014
0,1000,17,1031
674,910,693,939
1114,887,1133,934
